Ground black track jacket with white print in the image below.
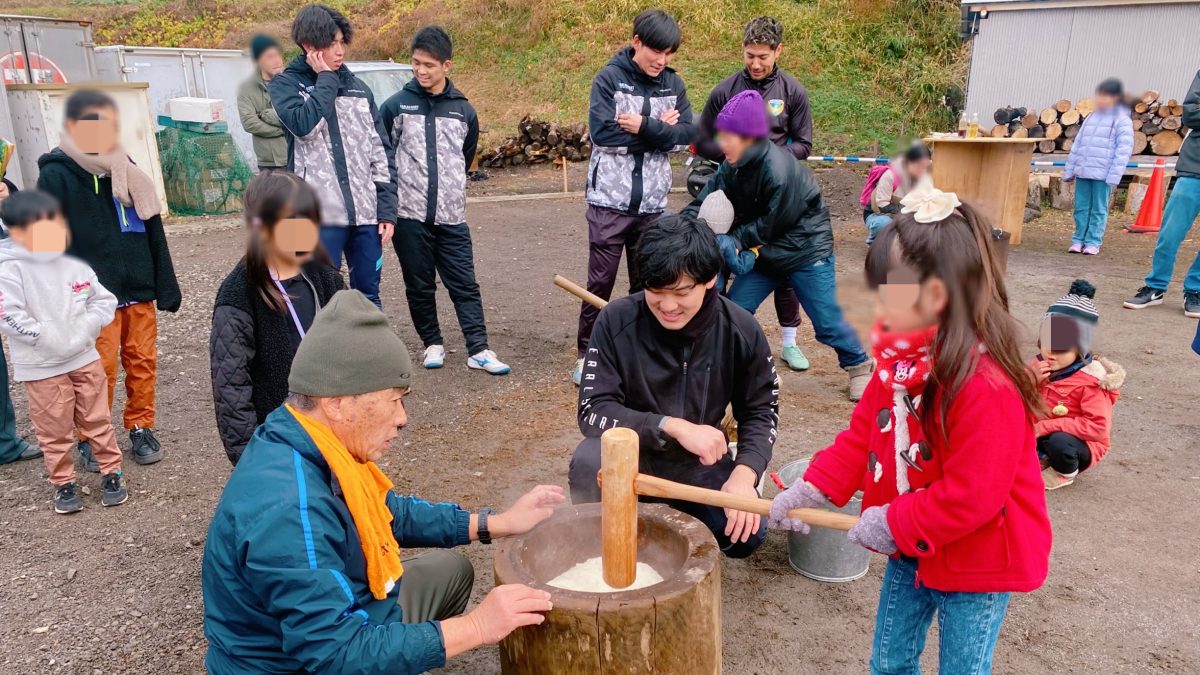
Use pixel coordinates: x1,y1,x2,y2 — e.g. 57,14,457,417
577,290,779,479
380,78,478,226
269,56,397,227
586,47,696,216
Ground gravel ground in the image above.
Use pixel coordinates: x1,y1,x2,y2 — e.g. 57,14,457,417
0,166,1196,674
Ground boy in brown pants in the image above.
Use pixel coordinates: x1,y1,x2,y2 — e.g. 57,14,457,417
0,191,127,513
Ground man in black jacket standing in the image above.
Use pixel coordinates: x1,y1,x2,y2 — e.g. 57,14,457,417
381,26,510,375
569,215,777,558
697,16,813,373
571,9,697,385
269,4,397,308
684,91,873,401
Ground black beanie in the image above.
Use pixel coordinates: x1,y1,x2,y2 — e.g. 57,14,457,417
250,34,281,62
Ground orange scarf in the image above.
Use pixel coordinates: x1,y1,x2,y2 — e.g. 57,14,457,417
286,404,403,599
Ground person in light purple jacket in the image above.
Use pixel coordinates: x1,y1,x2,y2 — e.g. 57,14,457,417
1063,78,1134,255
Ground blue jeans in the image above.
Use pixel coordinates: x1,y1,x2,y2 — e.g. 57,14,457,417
320,224,384,308
727,257,868,369
866,213,893,245
1144,175,1200,293
871,557,1011,675
1071,178,1113,248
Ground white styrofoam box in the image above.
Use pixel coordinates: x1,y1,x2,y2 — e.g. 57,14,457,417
168,96,226,123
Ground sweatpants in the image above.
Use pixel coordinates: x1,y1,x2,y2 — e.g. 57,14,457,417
1037,431,1092,475
568,436,767,559
397,550,475,623
321,223,384,309
92,302,157,431
26,360,123,485
392,219,490,356
576,205,660,356
1071,178,1113,248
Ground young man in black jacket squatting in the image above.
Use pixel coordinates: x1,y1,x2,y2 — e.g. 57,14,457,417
380,26,511,375
571,9,697,385
697,16,814,374
569,215,779,558
268,4,398,309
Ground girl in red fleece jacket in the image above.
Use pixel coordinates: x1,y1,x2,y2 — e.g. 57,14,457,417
1032,279,1125,490
769,192,1052,675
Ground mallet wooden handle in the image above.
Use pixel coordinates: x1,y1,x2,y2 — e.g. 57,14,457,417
554,274,607,310
634,474,859,531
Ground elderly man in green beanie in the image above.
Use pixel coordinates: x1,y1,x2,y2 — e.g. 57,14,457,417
201,290,565,674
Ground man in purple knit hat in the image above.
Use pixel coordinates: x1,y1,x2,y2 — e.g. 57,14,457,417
683,90,873,401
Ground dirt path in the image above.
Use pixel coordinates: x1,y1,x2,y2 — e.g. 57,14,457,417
0,167,1196,674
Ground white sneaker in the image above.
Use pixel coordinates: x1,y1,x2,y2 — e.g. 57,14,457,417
467,349,511,375
423,345,445,369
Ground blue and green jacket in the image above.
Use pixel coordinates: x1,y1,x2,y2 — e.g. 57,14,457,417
201,405,471,674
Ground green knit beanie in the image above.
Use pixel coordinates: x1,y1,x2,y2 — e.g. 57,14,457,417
288,290,412,397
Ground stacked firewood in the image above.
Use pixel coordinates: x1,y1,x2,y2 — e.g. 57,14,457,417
477,115,592,168
988,91,1188,155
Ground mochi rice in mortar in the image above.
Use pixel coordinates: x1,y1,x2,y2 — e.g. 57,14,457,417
547,557,665,593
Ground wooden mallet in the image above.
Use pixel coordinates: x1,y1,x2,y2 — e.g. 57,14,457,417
554,274,607,310
599,427,860,588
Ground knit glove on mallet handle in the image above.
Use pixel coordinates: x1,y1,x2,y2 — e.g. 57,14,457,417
847,505,897,555
768,481,830,534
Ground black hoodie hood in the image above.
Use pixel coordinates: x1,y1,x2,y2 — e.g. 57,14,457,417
401,76,467,101
37,148,88,178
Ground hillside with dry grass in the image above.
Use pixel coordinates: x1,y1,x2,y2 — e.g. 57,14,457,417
2,0,967,153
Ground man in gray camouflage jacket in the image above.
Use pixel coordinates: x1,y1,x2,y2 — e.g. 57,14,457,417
571,9,697,385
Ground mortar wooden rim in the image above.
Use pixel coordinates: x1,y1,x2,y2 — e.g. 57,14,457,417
493,502,718,612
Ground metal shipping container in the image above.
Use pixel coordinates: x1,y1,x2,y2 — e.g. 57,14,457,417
7,82,168,214
94,45,256,168
0,14,96,85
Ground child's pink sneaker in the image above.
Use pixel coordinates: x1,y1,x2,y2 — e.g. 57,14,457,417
1068,242,1083,253
1082,245,1100,255
1043,468,1077,491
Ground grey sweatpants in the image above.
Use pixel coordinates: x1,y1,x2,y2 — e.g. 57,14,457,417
398,550,476,623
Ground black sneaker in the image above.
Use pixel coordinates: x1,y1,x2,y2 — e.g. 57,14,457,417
1123,286,1164,310
17,441,43,461
100,472,128,507
54,482,84,514
1185,291,1200,319
129,426,164,465
76,440,99,473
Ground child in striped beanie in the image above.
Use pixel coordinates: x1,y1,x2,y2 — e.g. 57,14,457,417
1031,279,1125,490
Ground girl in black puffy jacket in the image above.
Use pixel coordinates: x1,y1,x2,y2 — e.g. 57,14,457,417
210,172,342,465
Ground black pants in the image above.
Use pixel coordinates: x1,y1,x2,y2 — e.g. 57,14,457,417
568,436,767,559
1037,432,1092,474
576,206,660,356
393,219,489,355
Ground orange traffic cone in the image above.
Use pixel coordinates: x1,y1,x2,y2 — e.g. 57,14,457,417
1125,157,1166,233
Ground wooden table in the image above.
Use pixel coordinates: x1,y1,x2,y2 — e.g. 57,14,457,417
924,136,1041,245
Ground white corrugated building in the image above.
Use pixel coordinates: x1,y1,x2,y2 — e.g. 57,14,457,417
962,0,1200,118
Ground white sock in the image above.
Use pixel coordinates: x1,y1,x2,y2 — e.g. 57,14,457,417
781,327,798,347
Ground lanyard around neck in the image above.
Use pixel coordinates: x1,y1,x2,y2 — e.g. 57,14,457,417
270,271,307,338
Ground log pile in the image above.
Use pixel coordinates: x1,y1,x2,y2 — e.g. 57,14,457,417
987,91,1189,155
478,115,592,168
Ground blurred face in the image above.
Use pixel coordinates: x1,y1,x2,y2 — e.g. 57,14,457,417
411,48,450,92
717,132,755,164
631,36,674,78
9,216,69,254
265,216,319,264
65,106,119,154
1094,91,1118,111
875,267,946,333
905,157,931,182
258,47,284,78
743,42,781,80
1039,316,1081,370
305,29,346,70
321,388,409,463
645,274,716,330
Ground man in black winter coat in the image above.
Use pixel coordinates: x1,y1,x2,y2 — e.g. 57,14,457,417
683,90,874,401
569,215,778,558
697,16,814,373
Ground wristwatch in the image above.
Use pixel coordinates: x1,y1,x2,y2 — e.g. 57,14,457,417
477,508,496,545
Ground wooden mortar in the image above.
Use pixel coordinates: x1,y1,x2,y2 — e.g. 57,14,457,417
493,502,721,673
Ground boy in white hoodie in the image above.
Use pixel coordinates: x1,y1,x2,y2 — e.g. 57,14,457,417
0,191,126,514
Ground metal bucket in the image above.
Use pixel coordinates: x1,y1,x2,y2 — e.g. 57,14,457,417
777,459,870,583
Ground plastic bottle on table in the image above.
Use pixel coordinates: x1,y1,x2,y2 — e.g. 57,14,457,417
958,112,969,137
968,113,981,139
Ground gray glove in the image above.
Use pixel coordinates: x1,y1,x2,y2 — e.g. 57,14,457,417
768,481,828,534
847,505,897,555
